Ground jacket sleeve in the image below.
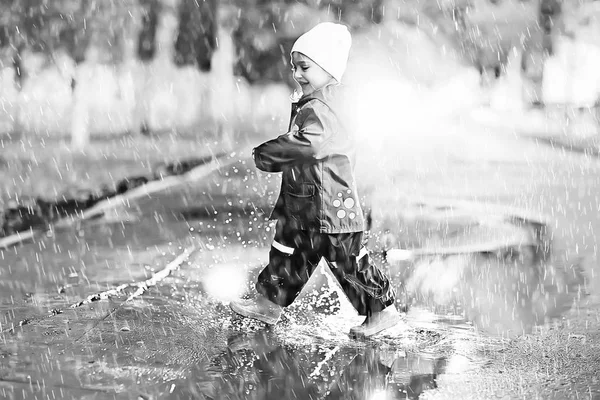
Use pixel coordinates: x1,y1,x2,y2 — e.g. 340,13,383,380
253,101,335,172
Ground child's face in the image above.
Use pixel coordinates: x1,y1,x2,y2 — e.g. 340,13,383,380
291,52,335,96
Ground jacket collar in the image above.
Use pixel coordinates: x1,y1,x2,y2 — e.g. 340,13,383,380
288,85,346,131
294,84,342,107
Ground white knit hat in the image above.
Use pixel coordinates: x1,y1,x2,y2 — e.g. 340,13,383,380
291,22,352,83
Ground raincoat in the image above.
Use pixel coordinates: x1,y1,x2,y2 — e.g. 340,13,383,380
253,86,365,233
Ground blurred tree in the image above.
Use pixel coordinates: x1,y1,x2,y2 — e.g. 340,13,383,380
174,0,217,71
539,0,562,54
0,0,545,88
229,0,385,85
0,0,81,85
138,0,160,61
0,0,147,85
1,0,89,60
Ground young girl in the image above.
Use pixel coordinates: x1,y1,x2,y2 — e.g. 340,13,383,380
230,22,400,338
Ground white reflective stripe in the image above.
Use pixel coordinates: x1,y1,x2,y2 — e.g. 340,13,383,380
386,248,414,261
356,247,369,261
272,240,294,255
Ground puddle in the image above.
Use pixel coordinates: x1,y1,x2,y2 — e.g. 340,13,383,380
0,158,597,398
149,297,491,400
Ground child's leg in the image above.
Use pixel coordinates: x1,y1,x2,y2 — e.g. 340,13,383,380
324,232,396,316
255,222,325,307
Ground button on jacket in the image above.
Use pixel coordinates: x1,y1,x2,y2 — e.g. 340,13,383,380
253,86,365,233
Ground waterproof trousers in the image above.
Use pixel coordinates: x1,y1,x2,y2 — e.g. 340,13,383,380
256,222,396,316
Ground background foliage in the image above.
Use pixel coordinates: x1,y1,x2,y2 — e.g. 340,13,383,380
0,0,557,86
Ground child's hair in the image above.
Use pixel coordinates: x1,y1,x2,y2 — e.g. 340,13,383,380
291,22,352,83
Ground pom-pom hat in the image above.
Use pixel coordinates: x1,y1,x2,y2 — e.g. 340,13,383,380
291,22,352,83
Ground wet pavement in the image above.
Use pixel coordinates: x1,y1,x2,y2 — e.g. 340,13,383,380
1,130,600,399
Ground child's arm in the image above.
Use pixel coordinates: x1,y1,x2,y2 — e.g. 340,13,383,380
253,102,334,172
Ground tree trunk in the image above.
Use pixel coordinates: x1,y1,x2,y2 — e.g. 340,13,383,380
209,5,238,148
138,0,161,62
71,46,98,150
120,2,144,136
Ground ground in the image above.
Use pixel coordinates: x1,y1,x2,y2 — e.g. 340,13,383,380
1,116,600,399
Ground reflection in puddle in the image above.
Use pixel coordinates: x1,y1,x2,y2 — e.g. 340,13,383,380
160,279,490,400
171,328,449,400
370,198,589,338
389,243,587,338
324,346,446,400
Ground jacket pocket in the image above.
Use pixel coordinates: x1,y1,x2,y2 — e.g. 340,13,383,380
284,183,317,218
285,183,316,198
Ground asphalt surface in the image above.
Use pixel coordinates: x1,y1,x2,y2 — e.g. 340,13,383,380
1,128,600,399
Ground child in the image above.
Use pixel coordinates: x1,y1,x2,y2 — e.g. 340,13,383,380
230,22,400,338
